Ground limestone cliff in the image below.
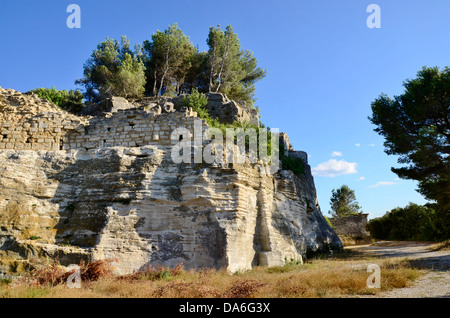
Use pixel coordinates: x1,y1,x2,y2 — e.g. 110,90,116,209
0,87,342,276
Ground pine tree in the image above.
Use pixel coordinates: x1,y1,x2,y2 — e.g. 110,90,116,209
76,36,146,101
369,66,450,216
206,25,266,108
112,52,146,98
329,185,362,218
143,23,196,96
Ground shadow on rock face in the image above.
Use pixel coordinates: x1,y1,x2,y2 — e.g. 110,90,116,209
48,146,230,272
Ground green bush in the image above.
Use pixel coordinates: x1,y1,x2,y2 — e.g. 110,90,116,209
324,216,333,229
279,142,304,176
282,155,304,176
367,203,443,241
30,87,84,114
180,90,277,160
181,88,208,114
0,278,12,285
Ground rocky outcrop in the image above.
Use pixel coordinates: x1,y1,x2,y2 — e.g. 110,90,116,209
329,214,371,245
203,93,260,127
0,88,342,277
80,92,260,127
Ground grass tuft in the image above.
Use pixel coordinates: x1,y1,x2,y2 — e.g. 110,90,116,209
0,254,424,298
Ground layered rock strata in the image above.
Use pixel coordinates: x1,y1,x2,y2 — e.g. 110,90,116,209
0,87,342,276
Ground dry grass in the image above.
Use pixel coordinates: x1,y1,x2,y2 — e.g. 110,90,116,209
119,263,184,281
431,239,450,251
0,252,424,298
10,257,116,288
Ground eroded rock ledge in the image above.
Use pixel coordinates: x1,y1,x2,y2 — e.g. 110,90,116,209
0,88,342,276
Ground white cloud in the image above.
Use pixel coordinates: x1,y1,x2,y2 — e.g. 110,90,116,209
355,143,361,147
312,159,358,177
369,143,375,147
368,181,397,188
331,151,342,157
358,176,365,180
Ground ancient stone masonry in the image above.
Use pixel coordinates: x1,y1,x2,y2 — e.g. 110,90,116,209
80,92,260,127
203,93,260,126
0,88,87,151
280,132,308,163
0,87,342,276
329,214,371,245
0,87,204,152
65,109,201,150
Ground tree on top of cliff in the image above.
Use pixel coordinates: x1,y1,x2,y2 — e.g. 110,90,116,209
207,25,241,94
206,25,266,107
76,36,146,102
76,24,265,109
142,23,196,97
329,185,362,218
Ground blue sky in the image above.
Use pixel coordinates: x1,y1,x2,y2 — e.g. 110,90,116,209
1,0,449,219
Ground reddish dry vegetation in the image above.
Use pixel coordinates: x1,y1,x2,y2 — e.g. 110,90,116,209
13,258,266,298
1,254,424,298
21,257,116,286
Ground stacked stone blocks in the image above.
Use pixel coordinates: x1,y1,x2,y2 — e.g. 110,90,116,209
0,87,202,152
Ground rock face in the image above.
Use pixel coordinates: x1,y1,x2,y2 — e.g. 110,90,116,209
79,92,260,128
0,87,342,276
329,214,371,245
203,93,260,127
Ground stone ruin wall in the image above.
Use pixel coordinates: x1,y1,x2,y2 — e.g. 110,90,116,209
329,214,371,245
0,88,83,151
202,93,260,127
0,87,205,153
65,110,201,151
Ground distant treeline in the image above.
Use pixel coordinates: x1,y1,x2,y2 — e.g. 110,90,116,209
367,203,448,241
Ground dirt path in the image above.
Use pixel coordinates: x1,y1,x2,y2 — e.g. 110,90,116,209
349,241,450,298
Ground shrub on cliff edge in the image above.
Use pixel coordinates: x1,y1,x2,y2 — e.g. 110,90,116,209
29,87,84,114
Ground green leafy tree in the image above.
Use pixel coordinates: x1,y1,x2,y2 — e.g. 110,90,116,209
329,185,362,218
367,203,440,241
180,88,209,118
183,51,209,94
111,52,146,98
207,25,241,93
206,26,224,93
76,36,146,101
369,66,450,228
29,87,84,114
227,49,267,106
75,24,266,108
143,23,196,96
206,25,266,108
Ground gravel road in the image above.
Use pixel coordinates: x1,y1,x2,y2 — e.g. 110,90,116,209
350,241,450,298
